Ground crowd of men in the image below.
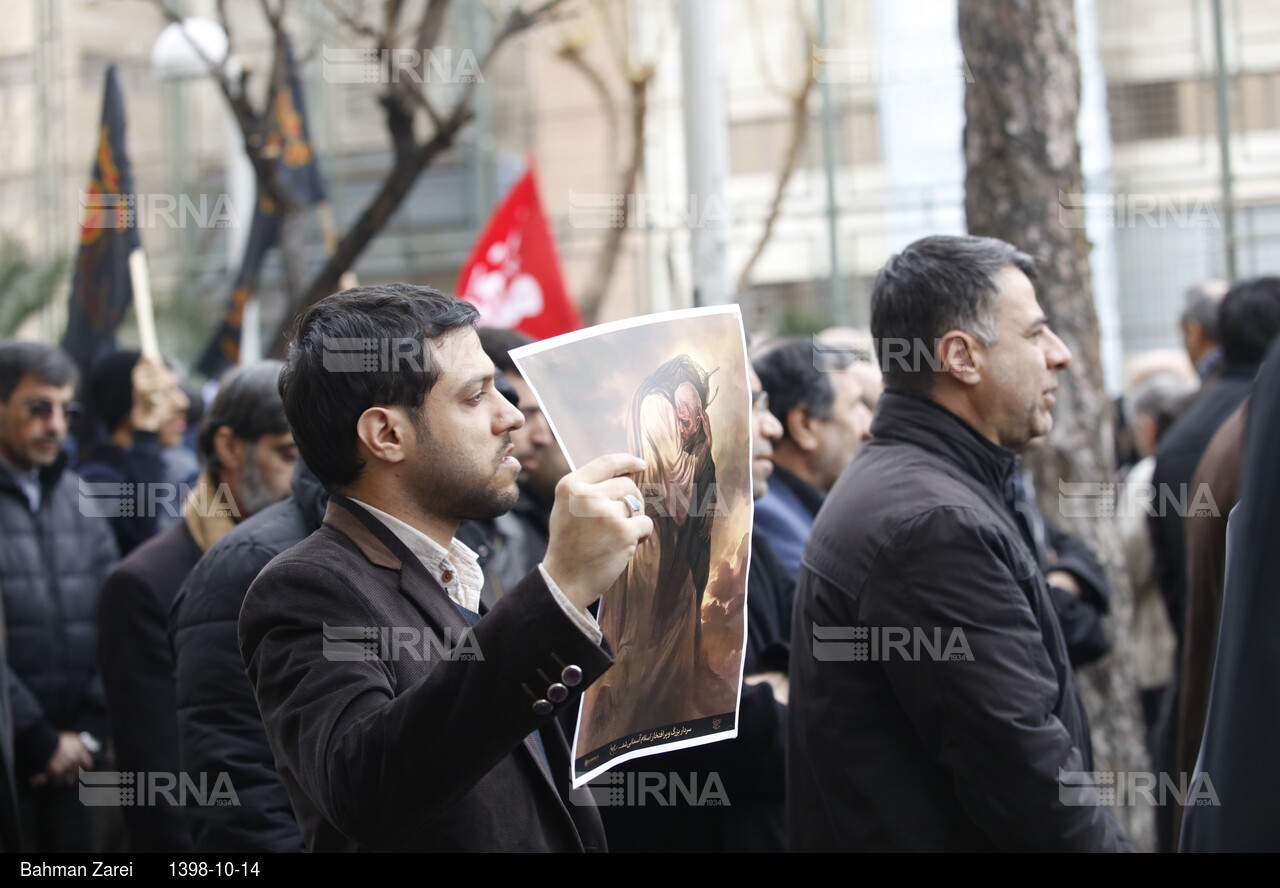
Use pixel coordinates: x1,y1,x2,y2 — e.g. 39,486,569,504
1,234,1278,852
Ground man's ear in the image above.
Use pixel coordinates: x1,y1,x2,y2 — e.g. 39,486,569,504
786,405,820,452
212,425,244,471
355,406,410,466
940,330,982,387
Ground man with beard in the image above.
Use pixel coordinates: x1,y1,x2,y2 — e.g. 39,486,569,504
238,285,651,852
97,361,294,850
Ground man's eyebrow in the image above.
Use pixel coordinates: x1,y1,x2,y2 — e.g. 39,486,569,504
454,369,495,395
1024,315,1049,334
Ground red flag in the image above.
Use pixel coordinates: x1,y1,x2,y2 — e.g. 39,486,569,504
456,167,582,338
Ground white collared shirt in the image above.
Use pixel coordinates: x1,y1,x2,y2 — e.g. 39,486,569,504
347,498,602,643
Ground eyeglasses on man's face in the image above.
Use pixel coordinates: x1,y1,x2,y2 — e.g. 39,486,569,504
23,398,81,424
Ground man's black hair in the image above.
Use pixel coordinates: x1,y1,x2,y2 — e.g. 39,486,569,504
476,327,534,376
870,235,1036,395
1218,276,1280,367
752,337,837,442
0,340,78,401
86,349,142,435
279,284,479,490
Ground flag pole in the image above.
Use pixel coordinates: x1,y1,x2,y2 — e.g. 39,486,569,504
128,248,160,358
316,201,357,290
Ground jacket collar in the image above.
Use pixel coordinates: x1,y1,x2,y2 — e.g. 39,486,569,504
291,460,329,530
870,389,1021,506
0,448,69,498
321,494,476,632
769,465,826,517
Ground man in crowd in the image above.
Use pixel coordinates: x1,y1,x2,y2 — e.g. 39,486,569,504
0,341,118,851
1180,281,1227,383
1149,275,1280,849
238,284,651,851
476,328,567,601
78,350,191,555
752,336,874,578
170,457,326,853
99,361,295,851
788,235,1129,851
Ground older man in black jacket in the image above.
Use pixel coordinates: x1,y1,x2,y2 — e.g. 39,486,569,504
788,236,1130,851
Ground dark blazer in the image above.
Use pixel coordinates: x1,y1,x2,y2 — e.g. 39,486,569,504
238,495,613,852
1178,401,1246,785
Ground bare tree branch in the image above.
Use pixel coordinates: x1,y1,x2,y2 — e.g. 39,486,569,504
415,0,449,51
323,0,380,41
737,0,817,291
263,0,569,354
556,45,617,153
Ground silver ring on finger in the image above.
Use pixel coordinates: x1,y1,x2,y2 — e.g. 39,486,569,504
623,493,642,517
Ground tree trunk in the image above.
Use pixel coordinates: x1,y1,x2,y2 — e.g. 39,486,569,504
959,0,1154,850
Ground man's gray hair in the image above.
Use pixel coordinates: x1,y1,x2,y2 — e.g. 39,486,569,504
1124,370,1198,434
198,360,290,479
870,235,1036,395
1180,280,1228,341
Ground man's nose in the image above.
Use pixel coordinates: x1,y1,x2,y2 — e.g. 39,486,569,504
761,410,783,442
529,414,552,445
857,405,873,442
48,407,70,438
1046,328,1073,370
498,397,524,434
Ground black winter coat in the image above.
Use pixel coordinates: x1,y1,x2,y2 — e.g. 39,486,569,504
168,462,326,853
788,391,1130,852
0,454,117,776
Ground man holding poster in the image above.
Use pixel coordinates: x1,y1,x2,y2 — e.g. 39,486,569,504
238,285,652,851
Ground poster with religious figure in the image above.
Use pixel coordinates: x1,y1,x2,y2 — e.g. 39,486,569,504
511,306,753,787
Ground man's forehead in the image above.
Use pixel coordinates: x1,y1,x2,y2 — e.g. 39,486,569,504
431,327,493,384
831,367,865,400
10,375,74,401
995,265,1044,322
